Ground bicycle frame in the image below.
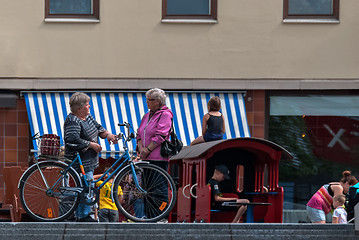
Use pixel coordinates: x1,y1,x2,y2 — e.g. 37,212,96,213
18,122,177,222
91,127,147,193
20,122,146,204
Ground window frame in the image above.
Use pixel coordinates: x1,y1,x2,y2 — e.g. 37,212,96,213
45,0,100,21
283,0,339,21
162,0,217,22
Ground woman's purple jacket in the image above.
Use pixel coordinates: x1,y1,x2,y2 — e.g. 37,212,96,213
137,105,173,161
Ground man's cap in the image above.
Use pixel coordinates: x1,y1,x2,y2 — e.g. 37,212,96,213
215,164,230,180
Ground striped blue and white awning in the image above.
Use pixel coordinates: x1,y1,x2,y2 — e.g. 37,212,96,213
23,91,250,158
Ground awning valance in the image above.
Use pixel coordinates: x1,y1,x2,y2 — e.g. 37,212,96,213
23,91,250,158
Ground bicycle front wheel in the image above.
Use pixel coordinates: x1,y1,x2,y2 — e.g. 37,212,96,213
113,163,177,222
19,161,81,222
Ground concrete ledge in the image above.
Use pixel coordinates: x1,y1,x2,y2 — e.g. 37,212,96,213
283,19,340,24
0,223,357,240
1,78,359,90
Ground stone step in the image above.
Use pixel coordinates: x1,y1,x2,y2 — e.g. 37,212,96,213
0,223,357,240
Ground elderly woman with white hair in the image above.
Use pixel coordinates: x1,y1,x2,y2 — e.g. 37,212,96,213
136,88,173,220
64,92,118,222
137,88,173,171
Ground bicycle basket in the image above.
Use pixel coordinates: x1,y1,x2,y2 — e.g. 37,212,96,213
39,134,61,157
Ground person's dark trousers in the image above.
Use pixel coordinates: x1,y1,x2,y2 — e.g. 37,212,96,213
147,160,168,172
98,208,119,222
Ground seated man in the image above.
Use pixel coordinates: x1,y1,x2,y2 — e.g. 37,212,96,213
207,164,250,223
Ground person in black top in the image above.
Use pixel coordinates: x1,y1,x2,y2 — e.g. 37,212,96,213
347,181,359,222
207,165,249,223
190,96,225,146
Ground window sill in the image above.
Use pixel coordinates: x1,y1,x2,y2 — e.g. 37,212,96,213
161,19,217,24
283,19,340,24
44,18,100,23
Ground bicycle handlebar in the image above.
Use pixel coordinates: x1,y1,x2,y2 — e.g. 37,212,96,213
118,122,134,143
32,132,41,140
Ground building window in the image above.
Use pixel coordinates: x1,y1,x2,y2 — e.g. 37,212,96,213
45,0,99,21
268,93,359,209
283,0,339,22
162,0,217,22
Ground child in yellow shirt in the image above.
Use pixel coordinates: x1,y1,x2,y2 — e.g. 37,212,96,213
94,168,123,222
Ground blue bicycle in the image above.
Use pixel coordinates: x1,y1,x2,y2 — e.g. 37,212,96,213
18,122,177,222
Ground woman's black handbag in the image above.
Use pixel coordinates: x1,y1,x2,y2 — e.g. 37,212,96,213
160,121,183,158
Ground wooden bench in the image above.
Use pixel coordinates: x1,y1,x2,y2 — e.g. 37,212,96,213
3,166,27,222
221,202,272,223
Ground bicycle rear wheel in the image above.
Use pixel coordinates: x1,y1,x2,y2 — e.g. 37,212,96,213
113,163,177,222
19,161,81,222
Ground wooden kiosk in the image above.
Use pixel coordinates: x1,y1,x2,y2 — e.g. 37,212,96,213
168,138,293,223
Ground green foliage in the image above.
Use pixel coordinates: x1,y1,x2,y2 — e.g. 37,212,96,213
269,116,320,179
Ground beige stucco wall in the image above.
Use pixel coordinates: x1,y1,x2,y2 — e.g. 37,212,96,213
1,0,359,89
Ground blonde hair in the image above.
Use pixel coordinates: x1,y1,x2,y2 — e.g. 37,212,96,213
333,194,346,206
